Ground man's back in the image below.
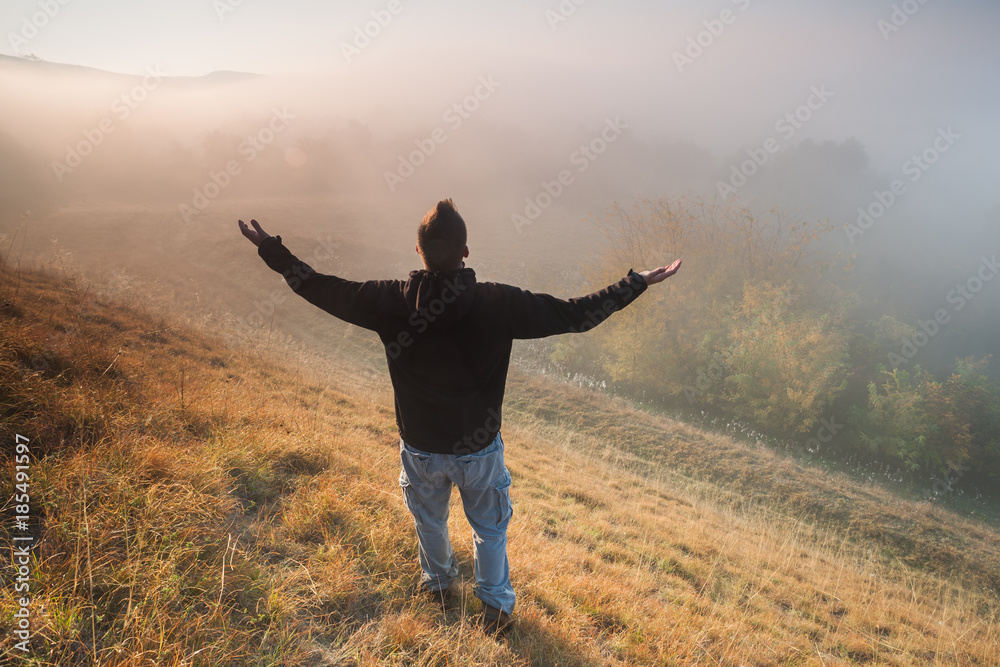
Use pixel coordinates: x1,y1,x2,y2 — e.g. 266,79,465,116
256,235,648,454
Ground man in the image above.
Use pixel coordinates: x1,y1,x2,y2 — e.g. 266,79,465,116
239,199,681,636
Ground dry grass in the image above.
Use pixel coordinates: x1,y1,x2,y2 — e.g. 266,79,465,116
504,374,1000,598
1,258,999,666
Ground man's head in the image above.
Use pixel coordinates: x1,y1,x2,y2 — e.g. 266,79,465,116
416,198,469,271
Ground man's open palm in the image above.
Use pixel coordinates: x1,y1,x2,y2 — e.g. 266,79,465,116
640,259,682,285
238,219,272,247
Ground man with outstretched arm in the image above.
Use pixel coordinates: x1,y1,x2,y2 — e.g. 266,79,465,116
239,199,681,636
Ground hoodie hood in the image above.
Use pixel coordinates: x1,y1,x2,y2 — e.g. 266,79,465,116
403,267,477,330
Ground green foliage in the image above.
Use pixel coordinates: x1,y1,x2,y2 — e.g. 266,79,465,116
929,357,1000,478
847,358,1000,477
848,368,936,472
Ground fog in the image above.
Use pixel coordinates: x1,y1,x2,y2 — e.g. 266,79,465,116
1,0,998,383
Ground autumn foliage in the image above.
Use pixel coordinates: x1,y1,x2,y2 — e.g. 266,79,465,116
558,196,1000,483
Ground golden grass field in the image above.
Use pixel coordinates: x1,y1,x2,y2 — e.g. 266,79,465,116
2,256,999,665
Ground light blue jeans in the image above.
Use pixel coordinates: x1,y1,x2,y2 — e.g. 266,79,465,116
398,431,516,614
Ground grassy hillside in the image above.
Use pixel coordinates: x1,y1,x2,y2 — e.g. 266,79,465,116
504,375,1000,596
2,259,999,666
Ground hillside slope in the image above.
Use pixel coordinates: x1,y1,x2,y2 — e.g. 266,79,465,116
1,260,998,666
504,374,1000,596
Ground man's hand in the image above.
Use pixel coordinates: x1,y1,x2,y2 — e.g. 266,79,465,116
238,219,273,247
639,259,682,285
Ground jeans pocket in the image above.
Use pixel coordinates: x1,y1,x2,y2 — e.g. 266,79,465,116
401,444,432,484
399,477,423,528
455,454,493,489
492,467,513,527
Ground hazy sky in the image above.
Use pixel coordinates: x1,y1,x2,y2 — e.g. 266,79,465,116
3,0,999,215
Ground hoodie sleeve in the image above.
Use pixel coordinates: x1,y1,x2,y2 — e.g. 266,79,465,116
256,235,394,332
502,270,648,340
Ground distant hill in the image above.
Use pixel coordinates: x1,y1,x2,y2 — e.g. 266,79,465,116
0,53,261,85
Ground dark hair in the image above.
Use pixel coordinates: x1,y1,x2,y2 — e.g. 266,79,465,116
417,198,467,271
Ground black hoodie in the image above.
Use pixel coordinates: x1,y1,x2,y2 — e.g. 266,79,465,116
257,235,648,454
